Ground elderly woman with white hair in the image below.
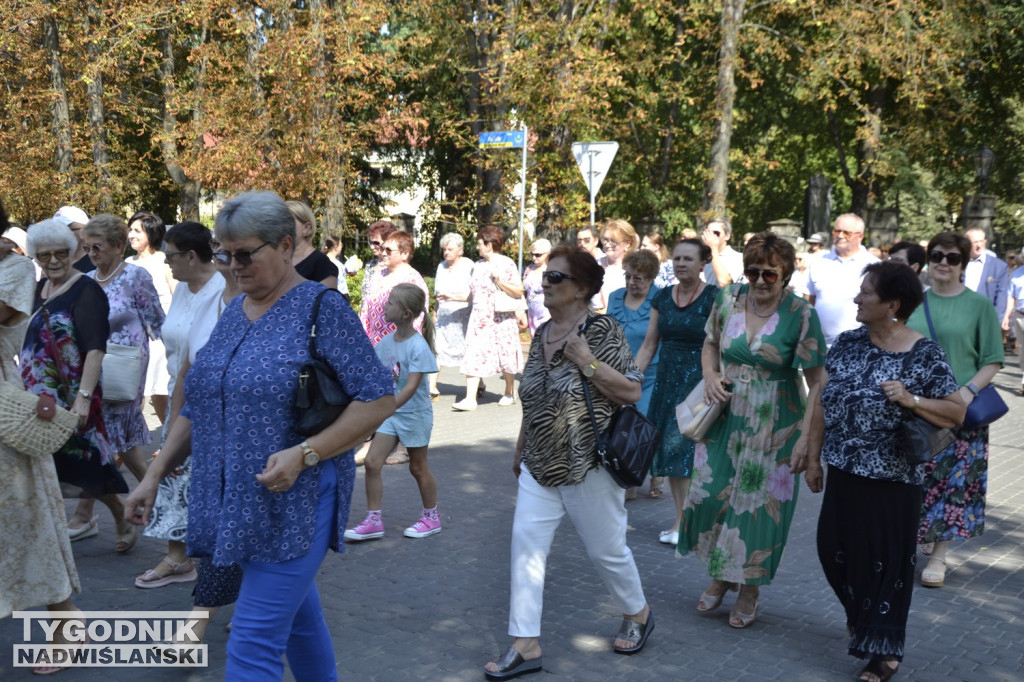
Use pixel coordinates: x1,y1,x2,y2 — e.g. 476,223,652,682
429,232,474,399
19,220,129,542
523,238,552,336
126,190,395,680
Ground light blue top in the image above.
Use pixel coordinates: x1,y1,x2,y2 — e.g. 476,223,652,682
606,286,659,415
375,331,438,414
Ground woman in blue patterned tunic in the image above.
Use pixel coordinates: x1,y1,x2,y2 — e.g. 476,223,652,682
126,191,395,681
635,238,717,545
801,261,963,682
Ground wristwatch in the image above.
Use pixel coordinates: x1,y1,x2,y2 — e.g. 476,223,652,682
300,440,321,468
911,395,921,409
581,358,600,378
965,382,980,397
79,388,92,399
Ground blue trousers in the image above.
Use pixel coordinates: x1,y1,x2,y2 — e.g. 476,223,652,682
225,464,338,681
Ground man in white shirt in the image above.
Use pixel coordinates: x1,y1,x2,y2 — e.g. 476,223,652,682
805,213,879,346
963,226,1008,321
701,218,744,286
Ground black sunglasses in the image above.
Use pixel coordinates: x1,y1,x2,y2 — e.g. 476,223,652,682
542,270,576,285
212,242,271,266
744,267,780,284
928,250,963,266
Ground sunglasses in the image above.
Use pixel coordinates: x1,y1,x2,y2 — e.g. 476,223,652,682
83,243,106,254
164,249,191,259
384,247,402,255
744,268,780,284
370,240,382,247
928,250,963,266
542,270,576,285
531,252,547,258
36,249,71,263
212,241,271,266
832,229,863,238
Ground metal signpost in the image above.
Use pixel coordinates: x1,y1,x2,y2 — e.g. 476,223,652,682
479,129,529,272
571,141,619,228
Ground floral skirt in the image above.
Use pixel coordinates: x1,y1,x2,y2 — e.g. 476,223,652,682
918,426,987,543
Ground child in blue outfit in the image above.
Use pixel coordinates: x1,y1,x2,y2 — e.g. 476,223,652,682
346,283,441,539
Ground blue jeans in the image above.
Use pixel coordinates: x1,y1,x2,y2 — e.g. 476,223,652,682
225,464,338,681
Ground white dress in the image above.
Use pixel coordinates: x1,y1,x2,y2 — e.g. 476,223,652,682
128,251,175,396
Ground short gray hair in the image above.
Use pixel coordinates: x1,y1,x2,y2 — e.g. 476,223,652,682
439,232,464,251
26,219,77,258
214,191,295,247
531,238,552,253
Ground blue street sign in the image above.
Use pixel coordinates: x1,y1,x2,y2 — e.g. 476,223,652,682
478,130,525,149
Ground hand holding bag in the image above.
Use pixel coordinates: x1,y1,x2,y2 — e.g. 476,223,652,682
676,379,729,443
294,289,351,437
0,357,78,457
921,293,1007,430
895,341,954,465
578,318,661,489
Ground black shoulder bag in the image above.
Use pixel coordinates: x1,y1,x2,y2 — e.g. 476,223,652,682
294,289,351,436
579,317,661,488
897,340,954,465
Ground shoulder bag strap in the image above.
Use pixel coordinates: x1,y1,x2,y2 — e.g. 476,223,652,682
578,314,609,459
308,288,330,362
922,292,939,341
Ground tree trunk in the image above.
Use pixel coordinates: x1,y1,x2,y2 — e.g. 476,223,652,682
850,85,886,217
83,4,112,211
241,5,281,173
704,0,746,218
42,11,74,194
158,27,200,221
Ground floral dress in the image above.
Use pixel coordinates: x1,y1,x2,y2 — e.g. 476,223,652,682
92,264,165,452
20,276,127,498
646,284,718,478
460,254,523,377
679,285,825,584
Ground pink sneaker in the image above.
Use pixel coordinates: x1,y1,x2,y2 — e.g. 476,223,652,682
404,516,442,538
344,517,384,541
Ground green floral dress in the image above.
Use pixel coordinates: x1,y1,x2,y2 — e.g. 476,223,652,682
679,285,825,585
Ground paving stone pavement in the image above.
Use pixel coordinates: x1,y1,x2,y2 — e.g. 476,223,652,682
3,363,1023,681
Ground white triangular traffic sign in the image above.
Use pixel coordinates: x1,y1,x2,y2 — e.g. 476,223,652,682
572,142,618,199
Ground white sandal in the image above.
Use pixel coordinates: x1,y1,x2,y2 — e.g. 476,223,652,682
921,557,946,588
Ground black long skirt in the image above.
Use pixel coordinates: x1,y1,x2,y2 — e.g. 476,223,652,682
817,467,921,661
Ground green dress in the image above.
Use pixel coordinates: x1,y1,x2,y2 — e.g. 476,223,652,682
679,285,825,585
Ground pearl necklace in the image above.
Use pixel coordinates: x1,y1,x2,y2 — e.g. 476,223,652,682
95,261,124,284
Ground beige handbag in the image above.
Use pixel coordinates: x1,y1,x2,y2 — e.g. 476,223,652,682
0,358,78,457
675,379,729,443
101,342,142,403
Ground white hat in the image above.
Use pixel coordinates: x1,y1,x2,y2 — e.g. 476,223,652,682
2,226,28,253
53,206,90,227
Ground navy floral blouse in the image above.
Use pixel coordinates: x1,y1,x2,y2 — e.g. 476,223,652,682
821,327,959,485
183,282,392,565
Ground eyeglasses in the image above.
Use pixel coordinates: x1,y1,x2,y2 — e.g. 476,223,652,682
370,240,382,247
623,273,649,282
384,247,402,255
744,268,780,284
832,229,863,238
36,249,71,263
928,250,963,266
542,270,576,285
164,249,190,259
212,242,271,266
601,239,621,248
83,243,106,254
531,252,547,258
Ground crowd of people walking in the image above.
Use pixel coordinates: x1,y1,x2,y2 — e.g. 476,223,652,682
0,192,1014,681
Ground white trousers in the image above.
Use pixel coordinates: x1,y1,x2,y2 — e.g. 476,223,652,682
508,466,647,637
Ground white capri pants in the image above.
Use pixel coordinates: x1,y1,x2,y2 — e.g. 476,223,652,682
508,465,647,637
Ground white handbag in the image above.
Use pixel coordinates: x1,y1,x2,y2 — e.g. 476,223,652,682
101,342,142,403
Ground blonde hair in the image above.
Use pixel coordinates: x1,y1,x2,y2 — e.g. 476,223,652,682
388,283,435,354
602,219,639,252
285,200,317,244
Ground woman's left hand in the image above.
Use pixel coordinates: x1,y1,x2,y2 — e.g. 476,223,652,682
880,380,915,409
256,446,304,493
